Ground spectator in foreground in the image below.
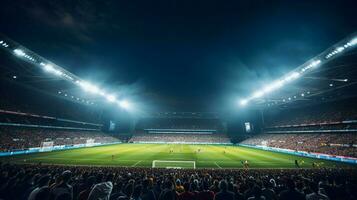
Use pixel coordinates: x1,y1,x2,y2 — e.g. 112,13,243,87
179,182,195,200
305,182,329,200
77,176,96,200
50,170,73,200
87,181,113,200
197,181,215,200
278,179,305,200
28,175,51,200
215,180,235,200
159,181,178,200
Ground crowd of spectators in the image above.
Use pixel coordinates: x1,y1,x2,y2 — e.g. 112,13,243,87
264,98,357,128
240,134,357,158
130,133,231,144
0,163,356,200
135,118,225,133
0,80,102,124
0,127,120,152
0,111,101,130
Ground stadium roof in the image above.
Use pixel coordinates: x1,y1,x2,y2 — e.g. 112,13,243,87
0,34,133,111
1,1,357,113
1,32,357,114
239,33,357,109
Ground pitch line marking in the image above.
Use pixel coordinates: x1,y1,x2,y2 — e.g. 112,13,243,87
214,162,222,169
132,160,142,167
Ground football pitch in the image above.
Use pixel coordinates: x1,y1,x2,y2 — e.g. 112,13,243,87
1,143,354,169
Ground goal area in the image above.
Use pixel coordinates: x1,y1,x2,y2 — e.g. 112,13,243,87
152,160,196,169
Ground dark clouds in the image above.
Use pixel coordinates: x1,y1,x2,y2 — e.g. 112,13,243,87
0,0,356,112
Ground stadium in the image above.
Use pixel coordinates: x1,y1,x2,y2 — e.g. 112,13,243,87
0,1,357,200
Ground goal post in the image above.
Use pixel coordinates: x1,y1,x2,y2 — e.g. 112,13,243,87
152,160,196,169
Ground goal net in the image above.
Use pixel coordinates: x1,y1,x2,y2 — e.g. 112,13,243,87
40,141,54,152
152,160,196,169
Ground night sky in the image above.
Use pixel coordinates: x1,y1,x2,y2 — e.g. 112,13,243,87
0,0,356,112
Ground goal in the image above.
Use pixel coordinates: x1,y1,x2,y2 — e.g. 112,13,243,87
40,141,54,152
152,160,196,169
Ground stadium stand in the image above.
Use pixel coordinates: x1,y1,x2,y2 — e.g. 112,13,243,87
237,97,357,158
264,98,357,129
1,25,357,200
0,79,102,124
0,109,102,129
0,164,356,200
240,133,357,158
0,127,119,152
135,117,225,132
131,115,232,144
130,133,231,144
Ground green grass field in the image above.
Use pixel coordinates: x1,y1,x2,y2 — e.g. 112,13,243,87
1,144,353,169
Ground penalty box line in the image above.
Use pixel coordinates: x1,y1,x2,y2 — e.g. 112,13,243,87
152,160,196,169
214,162,222,169
131,160,142,167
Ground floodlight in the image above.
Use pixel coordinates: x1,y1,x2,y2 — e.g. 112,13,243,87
311,60,321,67
80,81,100,94
99,91,106,96
284,72,300,82
53,69,63,76
12,75,17,79
44,64,55,72
106,94,116,102
291,72,300,79
263,80,283,93
350,37,357,46
0,41,3,44
239,99,248,106
252,91,264,98
118,100,130,109
14,49,25,56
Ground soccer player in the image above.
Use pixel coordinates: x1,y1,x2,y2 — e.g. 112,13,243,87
295,159,300,168
245,160,249,169
112,154,115,161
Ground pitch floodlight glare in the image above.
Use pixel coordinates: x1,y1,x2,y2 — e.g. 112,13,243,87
252,91,264,98
14,49,25,56
80,81,100,94
262,80,283,94
106,94,116,102
54,70,63,76
44,64,55,72
118,100,130,109
239,99,248,106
